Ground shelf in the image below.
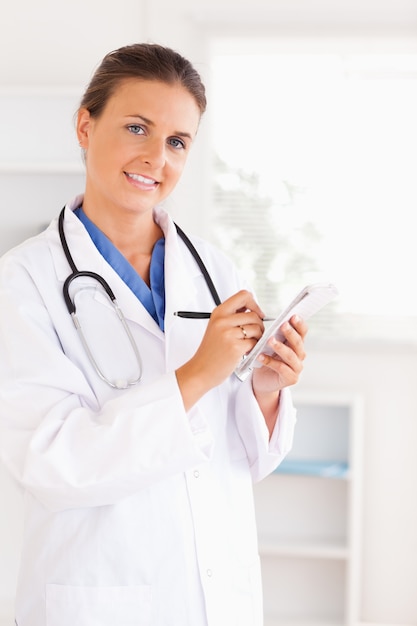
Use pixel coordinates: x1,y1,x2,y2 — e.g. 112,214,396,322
274,459,349,479
255,392,363,626
0,162,84,174
259,537,349,560
264,616,345,626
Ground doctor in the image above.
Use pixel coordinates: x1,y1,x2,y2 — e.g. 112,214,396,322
0,43,307,626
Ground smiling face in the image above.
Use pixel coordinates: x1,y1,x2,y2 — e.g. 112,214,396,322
77,78,201,224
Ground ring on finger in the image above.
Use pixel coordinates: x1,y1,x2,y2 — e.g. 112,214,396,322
240,325,247,339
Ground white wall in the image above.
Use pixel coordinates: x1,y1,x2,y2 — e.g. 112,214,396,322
0,1,416,624
299,340,417,624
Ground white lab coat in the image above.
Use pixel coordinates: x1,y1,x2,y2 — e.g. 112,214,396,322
0,196,296,626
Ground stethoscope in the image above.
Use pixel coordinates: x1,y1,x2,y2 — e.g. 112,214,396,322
58,207,221,390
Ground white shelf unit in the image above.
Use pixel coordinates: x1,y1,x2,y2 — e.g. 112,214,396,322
254,392,363,626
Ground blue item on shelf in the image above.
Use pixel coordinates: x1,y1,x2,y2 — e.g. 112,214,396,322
274,458,349,478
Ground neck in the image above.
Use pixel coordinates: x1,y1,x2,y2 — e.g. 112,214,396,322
81,201,164,283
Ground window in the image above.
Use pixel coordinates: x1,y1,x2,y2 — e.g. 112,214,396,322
208,38,417,343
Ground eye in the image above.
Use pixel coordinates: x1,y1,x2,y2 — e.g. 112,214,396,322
168,136,186,150
127,124,145,135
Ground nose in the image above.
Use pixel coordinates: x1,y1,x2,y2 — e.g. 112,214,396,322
141,137,166,169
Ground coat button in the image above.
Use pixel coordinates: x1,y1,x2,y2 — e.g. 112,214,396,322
193,470,200,478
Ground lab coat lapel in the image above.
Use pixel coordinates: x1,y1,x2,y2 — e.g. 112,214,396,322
157,212,199,335
49,206,163,338
164,226,206,373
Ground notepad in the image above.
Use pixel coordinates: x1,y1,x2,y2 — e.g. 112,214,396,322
234,282,338,381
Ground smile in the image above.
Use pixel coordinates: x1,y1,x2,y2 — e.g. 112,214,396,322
125,172,158,186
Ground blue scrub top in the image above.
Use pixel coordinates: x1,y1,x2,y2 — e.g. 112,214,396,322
74,207,166,331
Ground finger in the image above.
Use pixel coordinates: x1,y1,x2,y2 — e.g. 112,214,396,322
239,325,248,340
216,289,265,319
236,327,260,358
289,314,308,340
235,318,264,341
270,340,304,373
263,329,305,373
237,322,263,340
257,352,301,386
280,321,307,361
234,310,265,329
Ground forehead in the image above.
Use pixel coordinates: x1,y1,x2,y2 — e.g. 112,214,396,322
102,78,201,127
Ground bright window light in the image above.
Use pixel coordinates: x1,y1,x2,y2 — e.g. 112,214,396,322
208,40,417,343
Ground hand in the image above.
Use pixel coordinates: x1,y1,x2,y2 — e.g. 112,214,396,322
176,290,265,409
252,315,308,395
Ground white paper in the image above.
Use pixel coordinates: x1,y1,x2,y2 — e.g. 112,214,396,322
235,282,338,381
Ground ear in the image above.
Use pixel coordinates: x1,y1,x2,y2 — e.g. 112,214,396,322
77,108,92,149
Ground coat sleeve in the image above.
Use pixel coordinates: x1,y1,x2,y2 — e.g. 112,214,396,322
0,254,213,512
232,375,297,482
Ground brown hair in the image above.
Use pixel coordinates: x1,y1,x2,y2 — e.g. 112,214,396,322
79,43,207,118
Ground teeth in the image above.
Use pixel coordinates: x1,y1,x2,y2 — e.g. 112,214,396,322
126,172,156,185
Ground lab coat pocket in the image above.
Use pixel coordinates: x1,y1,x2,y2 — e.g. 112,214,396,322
46,583,152,626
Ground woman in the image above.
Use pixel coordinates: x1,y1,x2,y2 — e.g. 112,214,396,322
0,43,307,626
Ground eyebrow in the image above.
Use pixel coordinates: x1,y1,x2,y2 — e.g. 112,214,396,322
126,114,194,140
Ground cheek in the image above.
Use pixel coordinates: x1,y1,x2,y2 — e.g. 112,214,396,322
167,155,188,183
88,139,126,175
86,149,111,179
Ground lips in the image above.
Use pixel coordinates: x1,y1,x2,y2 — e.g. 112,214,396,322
125,172,159,188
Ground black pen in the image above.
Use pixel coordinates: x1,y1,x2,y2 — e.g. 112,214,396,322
174,311,211,319
174,311,275,321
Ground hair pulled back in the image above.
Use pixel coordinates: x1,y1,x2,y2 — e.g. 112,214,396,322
80,43,207,118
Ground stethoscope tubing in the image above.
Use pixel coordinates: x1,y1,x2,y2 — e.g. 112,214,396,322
58,208,143,388
57,206,221,389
